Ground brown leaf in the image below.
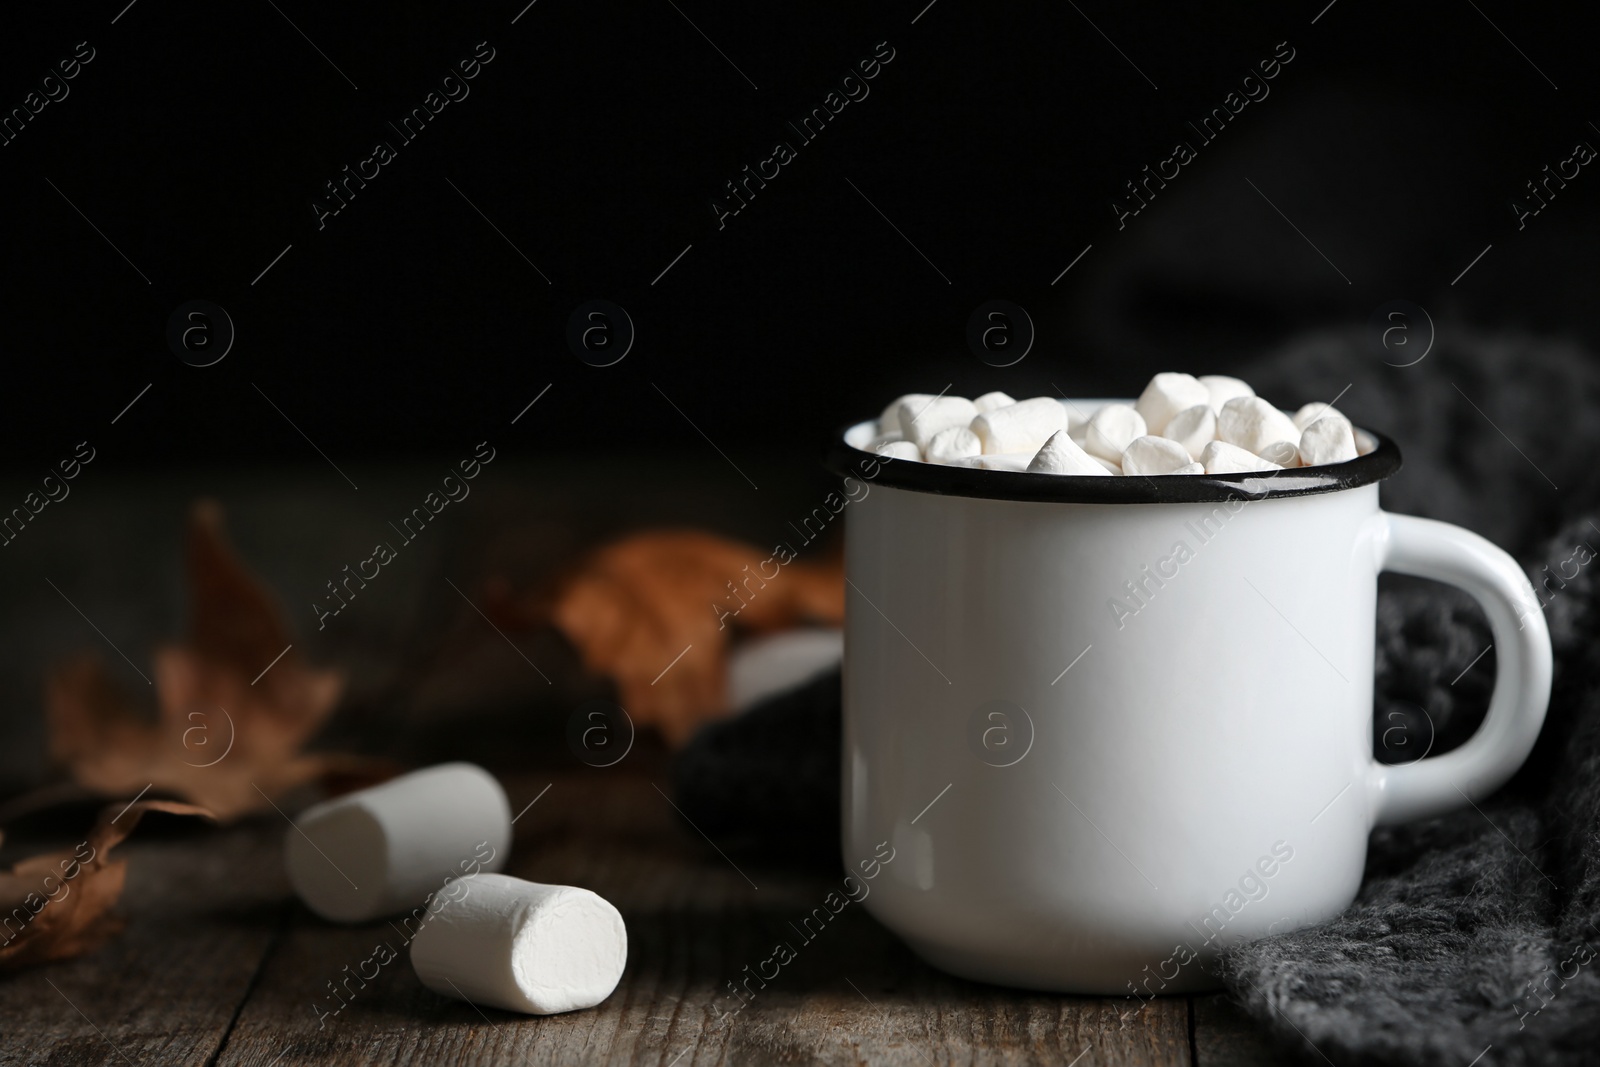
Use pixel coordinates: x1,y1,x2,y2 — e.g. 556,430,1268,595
47,502,387,821
496,530,844,746
0,800,211,970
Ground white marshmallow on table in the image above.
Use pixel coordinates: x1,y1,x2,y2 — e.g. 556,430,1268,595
1094,456,1122,475
1199,375,1254,412
410,873,627,1015
898,396,978,450
1027,430,1109,476
1299,415,1358,466
1082,404,1147,462
1173,461,1205,475
1292,402,1345,431
1217,396,1301,457
971,397,1067,454
1121,435,1197,476
285,763,512,923
727,629,843,714
874,439,921,460
1354,428,1377,455
1135,373,1211,434
1160,404,1216,460
878,394,933,437
925,425,981,464
973,390,1016,415
1201,440,1281,474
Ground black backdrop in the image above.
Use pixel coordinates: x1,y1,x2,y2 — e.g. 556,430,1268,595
5,0,1599,483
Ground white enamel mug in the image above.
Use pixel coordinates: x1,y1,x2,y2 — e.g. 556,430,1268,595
826,403,1551,995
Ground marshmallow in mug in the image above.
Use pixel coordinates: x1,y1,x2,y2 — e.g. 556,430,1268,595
1029,431,1107,476
971,396,1067,454
1135,372,1210,435
898,396,978,450
869,374,1374,476
1082,404,1147,462
925,425,981,464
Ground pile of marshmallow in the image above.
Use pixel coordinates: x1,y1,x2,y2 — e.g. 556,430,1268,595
866,373,1374,476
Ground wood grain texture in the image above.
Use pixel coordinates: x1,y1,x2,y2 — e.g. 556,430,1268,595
215,767,1191,1066
0,765,1278,1065
0,822,286,1066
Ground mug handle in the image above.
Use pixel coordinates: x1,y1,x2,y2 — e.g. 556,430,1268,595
1368,512,1553,825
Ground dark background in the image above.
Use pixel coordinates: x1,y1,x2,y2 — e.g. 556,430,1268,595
2,0,1598,791
4,0,1598,480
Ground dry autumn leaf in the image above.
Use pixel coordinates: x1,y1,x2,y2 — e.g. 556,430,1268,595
488,530,844,745
0,799,211,970
47,501,389,821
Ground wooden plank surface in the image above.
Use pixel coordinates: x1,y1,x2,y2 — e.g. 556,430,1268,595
0,821,286,1066
1,761,1292,1066
218,765,1192,1066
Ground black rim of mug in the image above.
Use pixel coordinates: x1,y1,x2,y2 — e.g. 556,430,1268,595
824,422,1402,504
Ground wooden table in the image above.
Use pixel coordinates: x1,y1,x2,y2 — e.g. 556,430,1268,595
0,760,1299,1066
